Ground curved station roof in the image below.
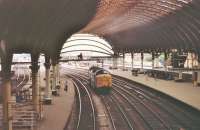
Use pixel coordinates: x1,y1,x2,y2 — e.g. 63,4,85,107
0,0,200,57
0,0,98,57
82,0,199,53
62,34,114,56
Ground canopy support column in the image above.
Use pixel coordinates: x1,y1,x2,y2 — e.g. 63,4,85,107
101,60,104,68
51,59,59,95
112,53,118,69
44,55,52,104
122,52,125,71
164,51,168,71
56,63,60,86
191,52,194,68
141,52,144,70
131,52,134,70
196,71,200,86
155,52,159,68
152,52,155,69
178,71,183,80
0,49,13,130
30,53,40,115
192,53,199,86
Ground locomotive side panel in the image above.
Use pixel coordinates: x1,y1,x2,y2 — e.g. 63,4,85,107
95,74,112,88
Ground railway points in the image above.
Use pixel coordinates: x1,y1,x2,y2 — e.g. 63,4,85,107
62,67,200,130
110,69,200,111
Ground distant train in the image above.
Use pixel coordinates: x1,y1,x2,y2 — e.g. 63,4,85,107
89,66,112,94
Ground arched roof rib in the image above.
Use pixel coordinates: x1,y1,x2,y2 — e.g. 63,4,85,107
180,3,200,50
82,0,193,34
61,50,112,56
65,39,113,51
81,0,200,54
148,2,200,51
143,1,199,51
61,33,114,56
62,44,113,55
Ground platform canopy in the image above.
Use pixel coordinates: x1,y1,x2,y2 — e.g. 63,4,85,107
81,0,200,54
0,0,98,57
1,0,200,57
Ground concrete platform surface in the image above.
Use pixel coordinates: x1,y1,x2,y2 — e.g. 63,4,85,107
35,77,75,130
110,69,200,111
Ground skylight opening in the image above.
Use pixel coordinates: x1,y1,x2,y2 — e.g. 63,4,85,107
61,33,114,57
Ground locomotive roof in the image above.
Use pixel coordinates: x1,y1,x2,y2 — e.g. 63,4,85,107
89,66,110,74
89,66,101,72
95,68,110,74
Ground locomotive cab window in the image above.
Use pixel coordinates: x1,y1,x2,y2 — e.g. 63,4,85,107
96,69,110,75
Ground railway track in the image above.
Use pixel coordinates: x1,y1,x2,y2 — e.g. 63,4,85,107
64,69,114,130
63,67,200,130
66,75,96,130
112,76,200,130
71,70,133,130
64,69,135,130
112,84,174,130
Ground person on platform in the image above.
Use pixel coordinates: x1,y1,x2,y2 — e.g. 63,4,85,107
78,53,83,60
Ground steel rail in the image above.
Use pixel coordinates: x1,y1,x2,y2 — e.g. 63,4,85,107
112,76,198,120
112,76,199,129
63,68,200,130
63,69,118,129
110,94,135,130
71,73,117,130
69,75,96,130
65,68,135,130
112,83,171,130
71,80,82,130
66,70,126,130
100,96,117,130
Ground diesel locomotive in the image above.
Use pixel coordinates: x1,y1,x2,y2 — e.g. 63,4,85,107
89,66,112,94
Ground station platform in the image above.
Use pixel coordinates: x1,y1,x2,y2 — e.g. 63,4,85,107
110,69,200,111
35,77,75,130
